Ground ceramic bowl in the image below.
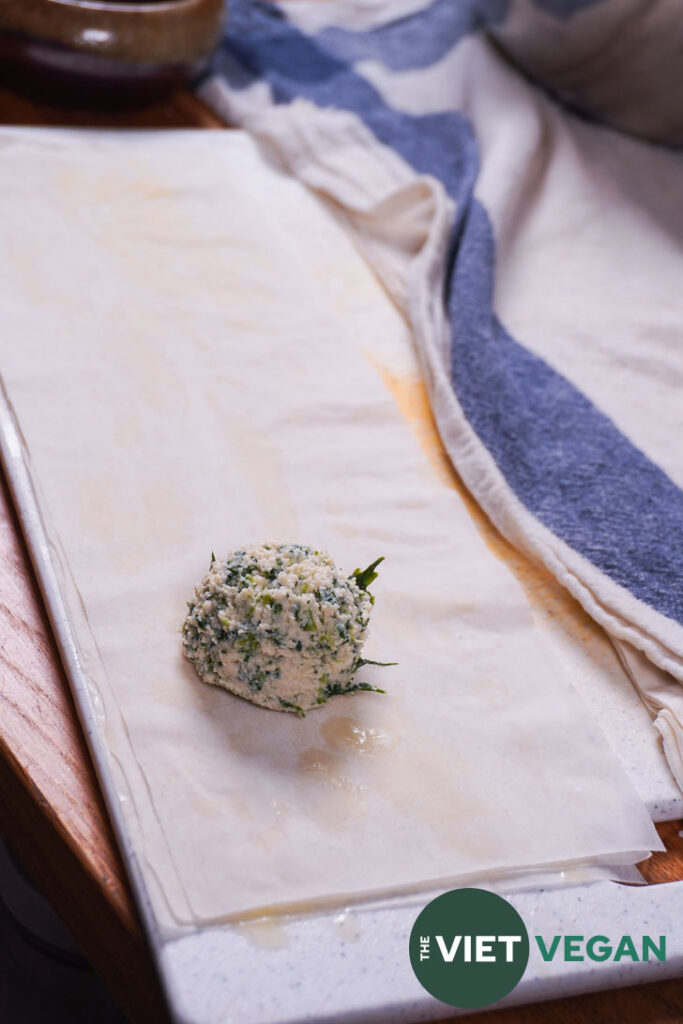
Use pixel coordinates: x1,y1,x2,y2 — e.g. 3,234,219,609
0,0,225,106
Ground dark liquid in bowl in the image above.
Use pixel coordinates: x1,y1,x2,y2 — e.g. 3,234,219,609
0,32,203,109
0,0,223,109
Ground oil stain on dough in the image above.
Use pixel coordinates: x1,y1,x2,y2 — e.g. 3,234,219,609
234,916,290,950
367,353,623,679
297,747,363,790
319,715,398,756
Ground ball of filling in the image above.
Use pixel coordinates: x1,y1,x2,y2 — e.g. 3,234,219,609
182,543,386,714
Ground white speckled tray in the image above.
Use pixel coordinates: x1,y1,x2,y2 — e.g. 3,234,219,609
2,363,682,1024
160,880,683,1024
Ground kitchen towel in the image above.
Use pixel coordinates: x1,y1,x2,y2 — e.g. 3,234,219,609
201,0,683,779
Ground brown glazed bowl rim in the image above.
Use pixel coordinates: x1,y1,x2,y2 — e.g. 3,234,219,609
39,0,211,12
0,0,225,64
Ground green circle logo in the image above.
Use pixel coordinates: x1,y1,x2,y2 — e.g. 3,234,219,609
409,888,530,1009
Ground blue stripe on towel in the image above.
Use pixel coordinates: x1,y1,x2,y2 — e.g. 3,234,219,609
451,203,683,623
217,0,683,625
316,0,507,72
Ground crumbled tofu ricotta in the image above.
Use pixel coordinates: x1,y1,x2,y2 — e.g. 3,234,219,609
182,543,387,714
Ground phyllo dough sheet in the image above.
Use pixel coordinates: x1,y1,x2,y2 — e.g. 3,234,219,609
0,128,660,929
